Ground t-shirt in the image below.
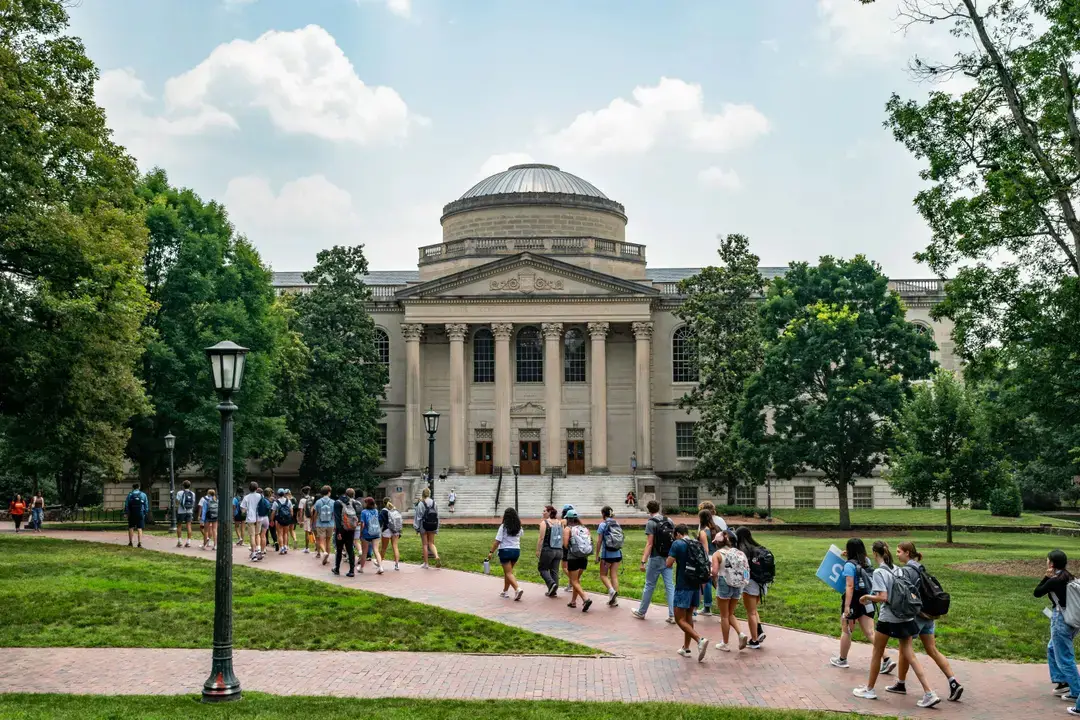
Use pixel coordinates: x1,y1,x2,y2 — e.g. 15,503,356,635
232,496,242,517
495,524,521,550
199,495,210,522
10,501,25,515
872,563,910,623
272,498,291,521
448,492,456,503
842,559,874,613
297,497,309,520
242,492,262,522
313,497,335,528
644,514,666,557
176,490,195,514
667,537,695,590
597,520,621,560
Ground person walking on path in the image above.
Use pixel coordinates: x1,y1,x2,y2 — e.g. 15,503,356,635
559,504,575,593
632,500,676,624
1035,548,1080,713
563,509,593,612
537,505,563,597
852,540,940,709
596,505,623,607
271,489,293,555
124,483,148,548
447,489,457,514
667,524,710,662
287,490,299,547
332,488,359,577
359,497,384,575
30,493,44,532
888,541,963,702
379,499,403,571
241,483,263,560
696,509,723,616
9,495,26,533
297,487,313,554
201,489,218,550
734,526,771,649
488,507,524,600
414,488,441,569
831,538,896,676
711,530,750,652
312,486,335,564
232,489,245,547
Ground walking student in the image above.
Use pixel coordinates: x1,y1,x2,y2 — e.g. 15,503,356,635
332,488,359,577
537,505,563,596
379,499,403,571
448,488,457,514
697,509,723,616
30,493,44,532
124,482,148,548
312,486,335,564
242,483,264,560
667,524,710,662
488,507,524,600
232,489,245,546
271,489,293,554
298,487,313,554
202,489,219,550
359,496,384,574
414,488,441,568
1036,548,1080,713
735,526,772,648
560,504,575,592
831,538,896,675
596,505,623,607
9,495,25,533
287,490,299,546
852,540,940,709
632,500,676,623
563,509,593,612
888,542,963,702
711,530,750,651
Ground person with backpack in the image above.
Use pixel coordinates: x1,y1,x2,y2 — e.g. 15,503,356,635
831,538,897,675
232,489,246,547
632,499,676,624
710,530,749,651
1036,548,1080,712
271,489,293,555
735,526,771,649
562,509,593,612
312,486,335,564
414,487,441,569
379,499,403,571
241,483,264,560
852,540,940,709
257,488,274,558
696,509,723,617
487,507,525,600
358,496,385,574
888,542,963,702
201,489,219,550
174,480,196,547
596,506,623,607
124,482,148,548
666,524,710,662
331,488,358,577
297,487,312,554
559,504,575,593
286,490,299,547
536,505,563,596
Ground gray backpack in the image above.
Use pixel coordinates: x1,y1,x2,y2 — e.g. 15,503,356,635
546,520,563,549
1063,580,1080,628
886,566,923,620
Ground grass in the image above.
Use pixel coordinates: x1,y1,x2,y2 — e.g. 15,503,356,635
768,508,1077,527
393,526,1080,663
0,694,882,720
0,536,593,656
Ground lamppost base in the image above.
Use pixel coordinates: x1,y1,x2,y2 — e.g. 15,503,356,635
201,665,242,703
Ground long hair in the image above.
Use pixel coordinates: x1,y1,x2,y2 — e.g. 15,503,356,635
543,505,557,519
734,526,759,552
1050,550,1073,581
502,507,522,536
872,540,894,568
897,541,922,562
698,508,718,534
845,538,868,568
384,499,395,511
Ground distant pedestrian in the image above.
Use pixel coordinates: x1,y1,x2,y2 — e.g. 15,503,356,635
414,488,440,568
312,486,335,564
287,490,299,546
667,524,710,662
596,505,623,607
359,496,384,574
448,489,457,514
124,482,148,548
1036,548,1080,712
271,489,293,554
711,530,749,651
696,509,723,616
537,505,563,596
559,503,575,592
632,500,676,624
488,507,524,600
232,489,245,546
379,499,403,571
9,495,25,533
30,493,44,532
332,488,359,577
563,509,592,612
241,482,264,560
734,526,771,649
202,489,218,550
298,487,313,554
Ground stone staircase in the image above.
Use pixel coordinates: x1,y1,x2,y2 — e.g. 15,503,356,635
436,474,649,518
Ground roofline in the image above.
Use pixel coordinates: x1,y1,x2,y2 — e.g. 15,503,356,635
440,192,628,224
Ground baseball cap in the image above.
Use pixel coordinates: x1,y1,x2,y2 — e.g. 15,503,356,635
562,503,575,511
564,509,579,520
277,488,286,496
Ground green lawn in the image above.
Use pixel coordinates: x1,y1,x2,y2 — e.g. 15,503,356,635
769,507,1077,527
0,694,882,720
398,526,1076,663
0,536,592,656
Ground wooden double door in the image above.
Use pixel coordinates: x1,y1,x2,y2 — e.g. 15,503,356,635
519,440,541,475
475,441,492,475
566,440,585,475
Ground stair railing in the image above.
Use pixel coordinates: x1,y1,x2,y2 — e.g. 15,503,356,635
549,469,555,506
493,467,503,515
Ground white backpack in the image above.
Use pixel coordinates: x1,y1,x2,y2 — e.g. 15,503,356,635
1063,580,1080,628
387,509,403,535
721,548,751,589
568,525,593,559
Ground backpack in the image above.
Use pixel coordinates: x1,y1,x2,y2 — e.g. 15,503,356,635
885,566,923,620
257,496,271,517
275,500,293,524
1064,580,1080,629
546,520,563,549
180,490,195,511
748,545,776,585
364,510,381,538
387,509,403,535
603,520,625,551
421,501,439,532
653,517,675,556
205,499,219,522
341,500,359,531
683,539,712,586
233,497,243,520
568,525,593,559
721,548,750,588
316,498,334,524
913,564,951,619
126,491,143,516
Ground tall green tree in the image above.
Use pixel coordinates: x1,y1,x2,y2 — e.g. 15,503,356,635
741,256,937,529
887,368,999,542
292,246,387,491
675,234,767,503
0,0,151,506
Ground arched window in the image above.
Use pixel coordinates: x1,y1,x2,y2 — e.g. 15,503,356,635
374,327,390,367
473,328,494,383
912,321,934,340
516,326,543,383
564,328,586,383
672,326,699,383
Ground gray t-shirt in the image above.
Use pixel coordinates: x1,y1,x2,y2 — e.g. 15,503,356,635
644,514,665,557
871,563,914,623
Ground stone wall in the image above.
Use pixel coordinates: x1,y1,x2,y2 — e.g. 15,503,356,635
441,205,626,243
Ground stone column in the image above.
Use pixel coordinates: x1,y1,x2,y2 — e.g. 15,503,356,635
402,323,425,473
632,321,653,470
492,323,514,472
542,322,563,474
587,322,609,473
446,323,468,474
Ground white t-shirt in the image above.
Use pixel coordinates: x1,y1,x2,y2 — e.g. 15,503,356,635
495,524,521,550
298,496,309,517
176,490,195,514
242,492,262,522
448,492,457,503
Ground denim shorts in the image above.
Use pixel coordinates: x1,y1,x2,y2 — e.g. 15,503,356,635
715,577,743,600
673,588,701,610
915,615,936,636
498,548,521,564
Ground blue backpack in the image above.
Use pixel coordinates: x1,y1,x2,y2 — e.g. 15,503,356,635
126,491,144,516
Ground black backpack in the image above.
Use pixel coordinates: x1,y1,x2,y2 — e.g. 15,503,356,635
749,545,776,585
275,500,293,524
653,517,675,556
683,539,712,586
422,501,439,532
914,564,950,618
126,491,143,516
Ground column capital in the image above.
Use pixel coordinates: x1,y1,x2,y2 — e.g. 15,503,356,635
402,323,425,342
541,322,564,340
587,321,610,339
491,322,514,340
445,323,468,342
632,321,654,340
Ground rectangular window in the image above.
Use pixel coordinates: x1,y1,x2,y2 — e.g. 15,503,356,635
852,486,874,510
911,498,932,509
675,422,697,459
794,486,816,509
473,331,495,383
678,485,699,508
377,424,387,460
735,485,756,506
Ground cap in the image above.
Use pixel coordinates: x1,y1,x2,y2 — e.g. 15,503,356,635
564,508,579,520
562,503,575,511
277,488,286,496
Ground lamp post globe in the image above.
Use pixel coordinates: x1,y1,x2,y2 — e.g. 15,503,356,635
201,340,248,703
165,433,176,533
422,406,440,496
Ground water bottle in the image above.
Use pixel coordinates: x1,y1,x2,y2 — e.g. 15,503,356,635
483,558,491,575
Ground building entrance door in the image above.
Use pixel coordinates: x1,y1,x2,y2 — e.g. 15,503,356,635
475,441,492,475
519,441,541,475
566,440,585,475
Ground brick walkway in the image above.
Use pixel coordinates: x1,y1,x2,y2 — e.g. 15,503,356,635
0,530,1061,718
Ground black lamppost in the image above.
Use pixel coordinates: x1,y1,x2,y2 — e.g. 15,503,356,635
423,406,439,497
165,432,177,532
202,340,248,703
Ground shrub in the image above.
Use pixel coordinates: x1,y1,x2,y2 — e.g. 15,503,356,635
663,505,767,518
989,481,1023,518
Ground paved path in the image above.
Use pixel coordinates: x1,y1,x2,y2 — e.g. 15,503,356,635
0,530,1060,718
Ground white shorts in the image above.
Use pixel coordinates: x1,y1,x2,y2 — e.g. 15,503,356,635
353,527,363,540
303,519,312,533
258,517,270,530
381,529,393,539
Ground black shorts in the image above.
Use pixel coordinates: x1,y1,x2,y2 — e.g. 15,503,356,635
876,619,921,639
567,557,588,572
843,595,874,621
127,514,145,530
600,554,622,564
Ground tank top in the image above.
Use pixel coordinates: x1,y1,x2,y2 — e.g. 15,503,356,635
544,519,562,548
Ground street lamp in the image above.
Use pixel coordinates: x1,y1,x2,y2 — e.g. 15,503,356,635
165,432,176,532
202,340,248,703
423,406,439,497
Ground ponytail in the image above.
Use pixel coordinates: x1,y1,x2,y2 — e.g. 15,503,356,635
872,540,894,568
898,541,922,562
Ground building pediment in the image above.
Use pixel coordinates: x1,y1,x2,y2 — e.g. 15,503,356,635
394,253,659,300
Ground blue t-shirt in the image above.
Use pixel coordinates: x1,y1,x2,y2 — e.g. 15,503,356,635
313,497,335,528
360,508,380,539
596,520,622,560
667,538,695,590
842,559,874,613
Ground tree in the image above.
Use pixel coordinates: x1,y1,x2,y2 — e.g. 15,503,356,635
887,368,999,542
292,246,387,491
740,256,936,529
0,0,151,506
675,234,767,504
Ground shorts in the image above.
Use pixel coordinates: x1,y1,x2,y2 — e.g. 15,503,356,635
567,557,588,573
304,519,312,533
744,579,763,597
843,594,875,621
497,548,521,564
361,534,379,543
258,517,270,530
177,512,192,524
381,529,394,539
715,577,743,600
876,619,921,639
674,588,701,610
915,616,936,636
315,526,334,540
600,554,622,564
127,514,145,530
353,527,363,540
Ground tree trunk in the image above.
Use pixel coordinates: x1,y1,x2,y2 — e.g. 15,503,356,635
946,490,953,544
838,483,851,530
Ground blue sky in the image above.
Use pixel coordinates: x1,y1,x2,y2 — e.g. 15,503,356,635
70,0,965,276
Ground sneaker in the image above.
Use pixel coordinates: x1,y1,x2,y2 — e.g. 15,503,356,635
886,682,907,695
322,554,329,566
236,539,245,546
677,647,693,658
499,592,510,598
137,543,142,548
582,599,593,613
331,567,340,575
700,607,713,616
880,657,897,675
345,571,354,578
420,562,429,569
547,586,558,598
515,589,524,601
303,548,309,554
747,640,762,650
830,656,849,669
631,609,646,619
128,541,133,547
1064,695,1079,702
185,541,190,548
756,632,767,644
608,588,618,606
1067,708,1080,716
394,562,400,571
665,616,677,625
176,540,182,547
376,566,384,575
948,679,964,702
716,642,730,652
853,686,878,700
1056,684,1072,695
917,691,941,709
737,633,748,650
697,638,710,662
358,567,364,574
567,602,577,609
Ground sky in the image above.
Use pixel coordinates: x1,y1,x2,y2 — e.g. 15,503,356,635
69,0,972,277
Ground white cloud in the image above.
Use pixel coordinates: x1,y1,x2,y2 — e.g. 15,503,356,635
697,166,742,191
476,152,535,180
544,77,769,157
224,175,362,269
386,0,411,18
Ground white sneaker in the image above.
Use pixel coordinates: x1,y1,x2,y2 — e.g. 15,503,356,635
830,656,850,669
421,562,429,569
394,562,400,571
665,616,677,625
677,648,693,658
853,687,878,700
303,548,310,554
176,540,182,547
184,541,190,548
376,566,384,575
716,642,730,652
500,592,510,598
917,691,941,709
738,633,748,650
697,638,710,662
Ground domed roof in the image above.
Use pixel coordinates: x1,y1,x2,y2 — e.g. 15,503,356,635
460,164,609,200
